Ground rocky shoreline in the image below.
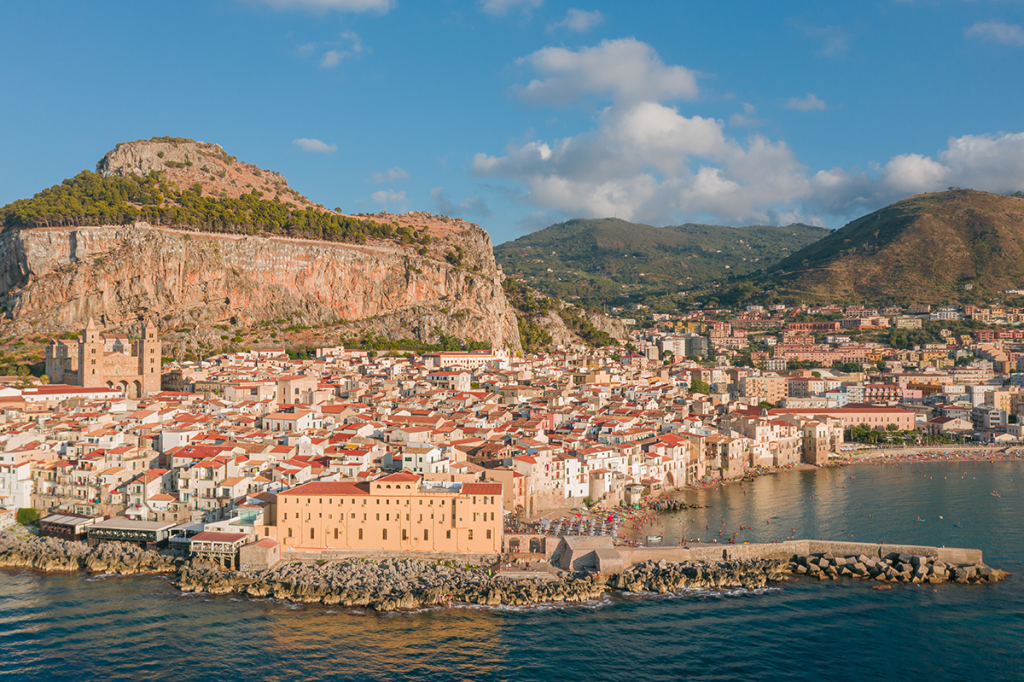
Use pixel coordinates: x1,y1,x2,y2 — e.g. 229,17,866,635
0,530,1008,613
175,557,794,611
0,530,178,575
647,499,707,512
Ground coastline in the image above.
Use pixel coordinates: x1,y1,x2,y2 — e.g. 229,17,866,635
1,526,1006,613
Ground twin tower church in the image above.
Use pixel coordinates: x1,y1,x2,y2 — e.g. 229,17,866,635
45,319,162,399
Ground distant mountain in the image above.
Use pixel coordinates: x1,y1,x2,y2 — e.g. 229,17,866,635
765,190,1024,306
494,218,829,306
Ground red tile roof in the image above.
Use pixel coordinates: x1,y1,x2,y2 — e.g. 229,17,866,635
285,481,371,496
461,482,502,496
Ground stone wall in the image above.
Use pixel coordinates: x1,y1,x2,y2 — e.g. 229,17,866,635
549,536,984,573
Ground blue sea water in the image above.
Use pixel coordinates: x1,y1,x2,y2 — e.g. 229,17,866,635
2,460,1023,682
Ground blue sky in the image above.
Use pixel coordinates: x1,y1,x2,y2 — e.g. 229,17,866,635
2,0,1023,243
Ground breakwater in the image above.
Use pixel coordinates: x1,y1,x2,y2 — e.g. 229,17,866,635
1,528,1004,613
790,550,1005,585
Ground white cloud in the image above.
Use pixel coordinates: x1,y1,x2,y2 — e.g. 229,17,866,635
786,93,827,111
551,8,604,32
881,154,948,193
516,38,698,105
730,104,765,127
292,138,337,153
317,31,364,68
368,167,410,184
431,188,494,218
473,100,812,225
475,38,1024,230
480,0,543,16
966,21,1024,46
371,189,406,208
249,0,392,12
321,50,344,68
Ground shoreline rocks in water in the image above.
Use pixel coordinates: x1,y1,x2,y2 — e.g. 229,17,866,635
610,559,789,593
177,558,611,610
176,557,794,610
790,551,1009,585
0,530,178,575
648,500,706,512
1,529,1009,612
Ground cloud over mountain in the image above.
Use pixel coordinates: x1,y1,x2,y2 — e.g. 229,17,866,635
473,38,1024,229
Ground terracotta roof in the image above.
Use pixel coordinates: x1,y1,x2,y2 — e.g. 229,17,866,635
461,482,502,495
284,481,370,496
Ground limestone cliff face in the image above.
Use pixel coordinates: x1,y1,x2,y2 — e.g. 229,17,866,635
0,223,522,352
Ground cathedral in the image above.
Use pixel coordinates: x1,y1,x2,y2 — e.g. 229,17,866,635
45,320,162,398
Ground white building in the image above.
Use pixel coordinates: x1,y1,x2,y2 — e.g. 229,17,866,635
0,461,34,510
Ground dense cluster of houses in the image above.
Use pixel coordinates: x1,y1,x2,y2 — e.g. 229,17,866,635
2,301,1022,560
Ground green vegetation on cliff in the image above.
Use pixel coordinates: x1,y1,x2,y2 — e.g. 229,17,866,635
495,217,828,306
502,278,615,351
0,170,393,244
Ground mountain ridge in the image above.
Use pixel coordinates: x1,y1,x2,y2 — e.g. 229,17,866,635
764,189,1024,306
494,217,829,306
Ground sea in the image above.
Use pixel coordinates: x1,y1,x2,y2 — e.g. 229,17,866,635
2,459,1023,682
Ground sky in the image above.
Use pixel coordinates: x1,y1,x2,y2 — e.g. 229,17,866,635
2,0,1024,244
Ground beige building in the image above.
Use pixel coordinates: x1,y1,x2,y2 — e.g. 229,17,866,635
740,375,787,405
46,320,161,398
277,473,502,554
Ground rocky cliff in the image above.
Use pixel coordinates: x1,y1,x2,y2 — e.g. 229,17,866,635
0,138,522,352
0,222,520,351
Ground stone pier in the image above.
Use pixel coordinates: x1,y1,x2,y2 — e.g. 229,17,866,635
551,536,983,574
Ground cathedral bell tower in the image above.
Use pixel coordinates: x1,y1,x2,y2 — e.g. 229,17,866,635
138,320,162,396
78,318,103,387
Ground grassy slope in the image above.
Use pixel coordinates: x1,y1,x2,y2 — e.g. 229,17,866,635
769,190,1024,305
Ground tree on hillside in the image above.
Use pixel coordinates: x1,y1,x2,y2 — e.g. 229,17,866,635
690,379,711,394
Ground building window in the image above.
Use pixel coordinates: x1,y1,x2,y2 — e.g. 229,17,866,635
382,529,388,541
310,528,315,540
468,530,474,541
402,529,407,541
334,528,338,540
358,529,363,540
424,530,429,541
446,530,451,539
486,530,492,540
288,528,293,538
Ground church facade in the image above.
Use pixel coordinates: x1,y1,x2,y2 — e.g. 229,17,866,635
46,320,162,398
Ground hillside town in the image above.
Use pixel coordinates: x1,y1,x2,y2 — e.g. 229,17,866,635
2,302,1023,567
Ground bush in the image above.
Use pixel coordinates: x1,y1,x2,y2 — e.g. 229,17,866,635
582,496,594,508
16,508,39,525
